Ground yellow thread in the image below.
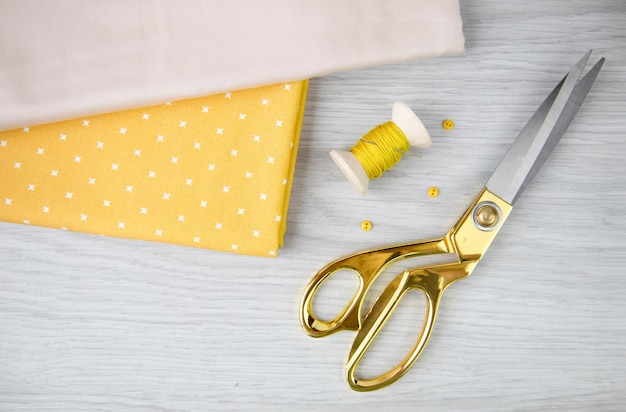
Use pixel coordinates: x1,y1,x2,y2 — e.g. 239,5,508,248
350,121,409,179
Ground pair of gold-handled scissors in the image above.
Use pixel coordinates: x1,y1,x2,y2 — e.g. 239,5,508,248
299,50,604,391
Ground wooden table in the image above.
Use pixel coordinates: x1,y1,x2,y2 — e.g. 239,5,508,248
1,2,625,410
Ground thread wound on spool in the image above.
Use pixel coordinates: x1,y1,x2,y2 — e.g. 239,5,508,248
330,101,430,195
350,121,409,179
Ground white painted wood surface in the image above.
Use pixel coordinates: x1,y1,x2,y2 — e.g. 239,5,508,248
1,2,625,410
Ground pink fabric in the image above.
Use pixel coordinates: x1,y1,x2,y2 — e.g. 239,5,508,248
0,0,464,131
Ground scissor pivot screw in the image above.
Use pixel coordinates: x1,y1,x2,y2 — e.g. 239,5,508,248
473,201,501,231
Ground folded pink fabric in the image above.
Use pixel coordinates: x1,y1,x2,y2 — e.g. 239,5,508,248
0,0,464,131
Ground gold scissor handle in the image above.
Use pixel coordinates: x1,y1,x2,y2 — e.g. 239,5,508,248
345,261,477,392
299,238,451,338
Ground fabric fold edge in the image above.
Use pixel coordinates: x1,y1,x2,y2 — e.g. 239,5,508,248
277,79,309,249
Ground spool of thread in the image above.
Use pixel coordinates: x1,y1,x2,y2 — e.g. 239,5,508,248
330,101,431,195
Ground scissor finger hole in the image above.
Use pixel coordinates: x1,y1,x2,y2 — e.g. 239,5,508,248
356,289,428,381
311,269,361,322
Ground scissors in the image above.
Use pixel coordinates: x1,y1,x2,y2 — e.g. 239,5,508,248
299,50,604,392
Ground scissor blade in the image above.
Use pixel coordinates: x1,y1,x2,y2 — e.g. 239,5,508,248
485,51,604,205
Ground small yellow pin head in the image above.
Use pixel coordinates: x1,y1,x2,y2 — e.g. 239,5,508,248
442,119,455,130
361,220,373,231
428,187,439,197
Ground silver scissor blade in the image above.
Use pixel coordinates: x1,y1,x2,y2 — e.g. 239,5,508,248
522,57,605,202
485,52,603,205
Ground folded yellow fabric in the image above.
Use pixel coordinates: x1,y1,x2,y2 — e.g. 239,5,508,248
0,81,308,257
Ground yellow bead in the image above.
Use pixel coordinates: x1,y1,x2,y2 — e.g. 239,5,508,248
361,220,373,231
442,119,455,130
428,187,439,197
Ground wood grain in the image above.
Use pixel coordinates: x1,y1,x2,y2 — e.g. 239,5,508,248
1,1,625,410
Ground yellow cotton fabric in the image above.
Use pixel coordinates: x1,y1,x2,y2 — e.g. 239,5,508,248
0,81,308,257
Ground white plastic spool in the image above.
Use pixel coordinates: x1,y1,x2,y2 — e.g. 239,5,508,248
330,101,431,195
